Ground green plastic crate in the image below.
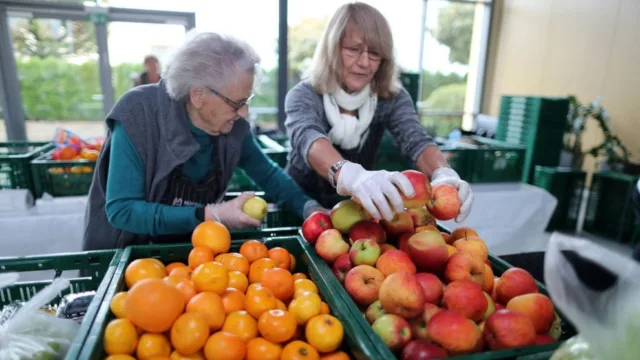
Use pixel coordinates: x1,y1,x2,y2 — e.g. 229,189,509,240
0,141,54,193
0,249,122,360
31,149,96,197
399,72,420,109
467,136,526,183
583,171,639,242
80,236,380,360
533,166,586,232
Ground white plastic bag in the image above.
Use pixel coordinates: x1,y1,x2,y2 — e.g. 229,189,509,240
544,235,640,360
0,273,81,360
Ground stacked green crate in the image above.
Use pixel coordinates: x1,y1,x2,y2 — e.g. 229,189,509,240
534,166,586,232
468,136,527,183
583,171,639,242
495,96,570,184
31,149,97,197
0,141,54,194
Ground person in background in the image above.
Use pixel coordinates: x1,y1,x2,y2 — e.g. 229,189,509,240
83,31,323,251
284,2,473,222
133,55,161,87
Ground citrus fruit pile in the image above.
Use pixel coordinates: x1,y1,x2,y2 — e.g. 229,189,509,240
103,221,350,360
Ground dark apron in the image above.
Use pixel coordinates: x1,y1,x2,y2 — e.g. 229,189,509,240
151,137,226,244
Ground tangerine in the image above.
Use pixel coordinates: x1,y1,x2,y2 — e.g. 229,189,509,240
276,299,287,311
292,273,307,281
248,258,277,284
246,337,282,360
105,355,136,360
166,262,188,274
267,247,291,270
170,312,210,356
293,279,318,298
125,259,166,289
227,271,248,293
192,221,231,255
136,333,172,360
221,288,246,314
191,261,229,294
245,285,278,319
280,340,320,360
214,253,249,275
110,291,128,319
221,310,258,342
260,268,294,301
319,351,350,360
186,292,226,331
320,302,330,315
164,275,184,287
289,254,296,272
203,331,245,360
246,282,262,295
175,279,198,305
288,292,322,325
305,314,344,353
125,278,185,333
188,247,214,270
170,266,193,279
104,318,138,355
239,240,268,263
257,309,297,343
170,350,205,360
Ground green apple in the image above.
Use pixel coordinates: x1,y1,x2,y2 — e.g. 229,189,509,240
331,199,370,234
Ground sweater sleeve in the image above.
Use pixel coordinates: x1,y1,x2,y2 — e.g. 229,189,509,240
105,121,202,236
238,132,312,218
385,87,438,163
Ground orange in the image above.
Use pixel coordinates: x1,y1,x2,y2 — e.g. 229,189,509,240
289,254,296,272
176,279,198,305
261,268,294,301
221,310,258,342
125,278,185,333
276,299,287,311
104,318,138,355
246,283,262,295
257,309,297,343
246,337,282,360
136,333,171,360
164,275,184,287
215,253,250,275
239,240,268,263
186,292,226,331
245,285,278,319
248,258,277,284
280,340,320,360
170,312,210,356
170,350,205,360
203,331,245,360
148,258,167,271
227,271,248,293
267,247,291,270
305,314,344,353
221,288,246,314
320,351,350,360
166,262,188,274
192,221,231,255
110,291,128,319
292,273,307,281
170,266,193,279
125,258,166,289
293,279,318,298
320,302,330,315
288,292,322,325
191,261,228,294
188,247,215,270
105,355,136,360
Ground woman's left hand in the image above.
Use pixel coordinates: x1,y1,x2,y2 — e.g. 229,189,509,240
430,167,474,222
206,192,262,229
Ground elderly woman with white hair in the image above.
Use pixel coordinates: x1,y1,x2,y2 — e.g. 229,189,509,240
284,2,474,222
82,31,322,250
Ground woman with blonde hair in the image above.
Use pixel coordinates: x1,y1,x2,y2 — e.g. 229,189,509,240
284,2,473,222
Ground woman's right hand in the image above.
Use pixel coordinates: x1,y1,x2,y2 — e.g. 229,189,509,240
205,192,262,229
336,162,415,221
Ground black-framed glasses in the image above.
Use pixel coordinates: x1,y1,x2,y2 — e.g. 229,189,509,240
206,86,254,111
342,46,382,62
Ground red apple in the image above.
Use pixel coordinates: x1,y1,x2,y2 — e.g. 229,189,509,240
406,206,437,228
427,184,461,221
375,249,416,276
379,243,397,255
427,310,482,355
349,220,387,244
535,334,556,345
380,212,414,240
344,265,385,306
331,199,370,234
444,252,485,285
365,300,387,324
401,170,432,209
349,239,381,266
401,340,449,360
332,253,352,283
372,314,412,351
483,309,536,350
398,233,412,253
302,211,333,244
482,264,495,293
443,279,488,322
441,232,451,244
453,237,489,262
448,227,480,244
407,231,449,273
506,293,555,334
482,292,495,321
495,303,506,311
379,272,426,319
315,229,350,264
415,273,444,305
491,277,500,301
496,268,539,304
423,303,443,323
446,245,458,258
410,316,428,341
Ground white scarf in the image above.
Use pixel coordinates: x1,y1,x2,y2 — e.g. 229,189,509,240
323,84,378,150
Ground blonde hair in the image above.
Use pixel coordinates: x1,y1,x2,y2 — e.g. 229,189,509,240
307,2,401,99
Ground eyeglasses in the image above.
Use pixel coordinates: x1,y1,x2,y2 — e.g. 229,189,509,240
342,46,382,62
206,86,254,111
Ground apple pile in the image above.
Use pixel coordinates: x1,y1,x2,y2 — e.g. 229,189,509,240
301,172,562,358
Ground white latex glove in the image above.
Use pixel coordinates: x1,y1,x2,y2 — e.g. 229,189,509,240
336,161,415,221
205,192,262,229
430,167,473,222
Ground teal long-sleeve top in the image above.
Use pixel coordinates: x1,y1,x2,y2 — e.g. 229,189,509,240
105,119,312,236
